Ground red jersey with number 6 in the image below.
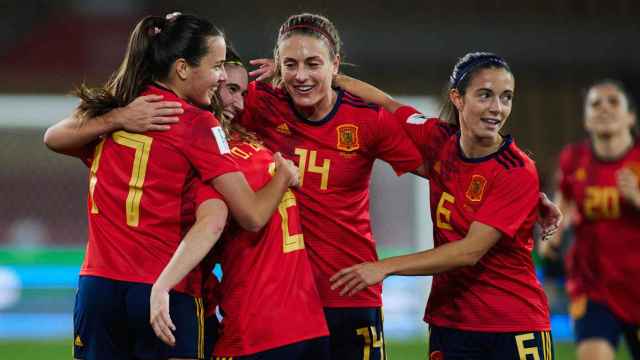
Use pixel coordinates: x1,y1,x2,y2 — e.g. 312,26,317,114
237,81,423,307
80,84,238,297
195,137,328,356
395,106,550,332
558,140,640,324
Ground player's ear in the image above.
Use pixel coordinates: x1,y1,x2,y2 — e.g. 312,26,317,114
449,89,463,111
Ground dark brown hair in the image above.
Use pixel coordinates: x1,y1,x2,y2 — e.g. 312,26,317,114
439,52,512,126
73,14,223,120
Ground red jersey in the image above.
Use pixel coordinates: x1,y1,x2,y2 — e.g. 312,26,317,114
558,140,640,324
195,138,328,356
396,106,550,332
80,84,238,296
238,81,423,307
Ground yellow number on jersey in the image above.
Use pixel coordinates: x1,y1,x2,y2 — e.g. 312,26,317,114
515,332,552,360
269,163,304,253
584,186,620,220
356,326,384,360
89,131,153,227
436,192,455,230
294,147,331,190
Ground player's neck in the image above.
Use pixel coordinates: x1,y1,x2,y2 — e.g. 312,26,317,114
295,90,337,121
592,131,634,160
459,134,504,159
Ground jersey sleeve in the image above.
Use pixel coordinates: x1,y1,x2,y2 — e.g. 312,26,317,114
236,81,261,132
193,178,225,208
556,145,575,200
475,167,540,238
368,107,423,175
393,106,455,165
184,111,239,182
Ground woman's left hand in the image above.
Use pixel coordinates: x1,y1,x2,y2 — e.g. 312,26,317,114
538,192,562,241
249,58,276,82
616,167,640,208
330,262,387,296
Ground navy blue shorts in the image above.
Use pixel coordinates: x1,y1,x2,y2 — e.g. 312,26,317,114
429,325,554,360
572,297,640,357
204,315,219,359
73,275,206,360
323,307,386,360
214,336,330,360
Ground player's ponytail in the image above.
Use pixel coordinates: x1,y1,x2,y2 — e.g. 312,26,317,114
73,13,223,121
440,52,512,127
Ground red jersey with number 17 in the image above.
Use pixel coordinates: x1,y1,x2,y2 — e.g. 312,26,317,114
237,81,423,307
395,106,550,332
558,140,640,324
195,137,328,356
80,84,238,296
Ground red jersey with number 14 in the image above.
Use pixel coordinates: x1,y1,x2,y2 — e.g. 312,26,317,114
238,81,423,307
395,106,550,332
558,140,640,324
195,138,328,356
80,84,238,296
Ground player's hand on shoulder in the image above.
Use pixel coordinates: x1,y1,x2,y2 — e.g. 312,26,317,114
274,152,300,187
616,167,640,208
537,192,561,241
249,58,276,82
116,95,183,133
330,262,386,296
149,285,176,347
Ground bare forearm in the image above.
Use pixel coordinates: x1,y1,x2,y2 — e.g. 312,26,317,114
214,172,289,232
334,74,403,113
380,240,484,277
154,205,226,291
43,110,122,155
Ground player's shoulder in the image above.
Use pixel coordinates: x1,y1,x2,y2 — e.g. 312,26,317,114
493,137,537,177
560,139,590,158
340,90,380,113
252,81,290,103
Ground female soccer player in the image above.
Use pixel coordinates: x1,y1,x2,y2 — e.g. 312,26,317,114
330,52,554,360
540,79,640,360
235,13,426,359
43,14,297,360
150,50,331,360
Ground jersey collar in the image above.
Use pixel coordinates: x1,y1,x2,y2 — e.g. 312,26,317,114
288,88,344,126
457,133,513,163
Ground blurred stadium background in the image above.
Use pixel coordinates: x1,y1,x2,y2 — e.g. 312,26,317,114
1,0,638,358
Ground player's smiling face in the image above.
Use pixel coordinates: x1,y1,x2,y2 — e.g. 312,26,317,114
584,83,634,138
278,34,339,119
217,64,248,121
181,36,227,107
452,67,514,143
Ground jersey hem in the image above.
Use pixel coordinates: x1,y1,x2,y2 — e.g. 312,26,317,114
213,330,330,357
78,270,199,297
425,318,551,332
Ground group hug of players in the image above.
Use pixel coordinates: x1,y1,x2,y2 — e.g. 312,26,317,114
43,10,640,360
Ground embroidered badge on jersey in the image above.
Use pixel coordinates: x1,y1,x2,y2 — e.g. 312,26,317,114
211,126,230,154
336,124,359,152
466,174,487,202
275,123,291,135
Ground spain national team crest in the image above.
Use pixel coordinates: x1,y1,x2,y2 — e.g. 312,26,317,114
466,174,487,202
336,124,359,152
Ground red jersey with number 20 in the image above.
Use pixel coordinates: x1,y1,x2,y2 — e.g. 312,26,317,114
80,84,238,296
195,138,328,356
558,140,640,324
238,81,423,307
395,106,550,332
